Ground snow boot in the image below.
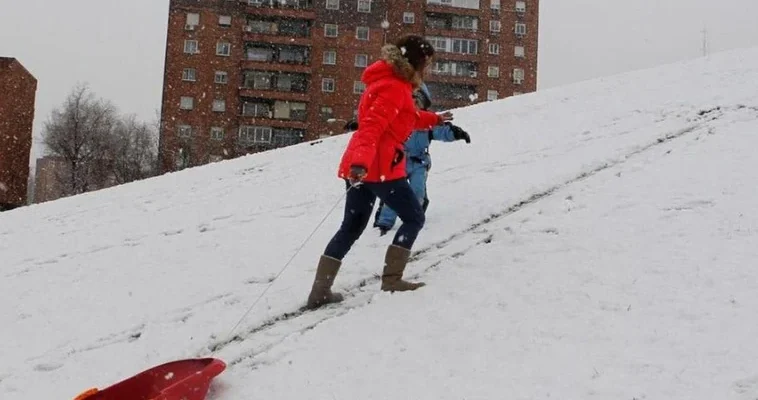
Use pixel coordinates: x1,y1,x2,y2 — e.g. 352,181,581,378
306,255,344,309
381,244,425,292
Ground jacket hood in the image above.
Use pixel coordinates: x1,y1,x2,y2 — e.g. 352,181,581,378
361,44,421,88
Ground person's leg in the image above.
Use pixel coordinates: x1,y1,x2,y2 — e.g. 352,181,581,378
307,182,376,309
323,182,376,260
408,165,427,209
374,200,399,233
366,179,426,292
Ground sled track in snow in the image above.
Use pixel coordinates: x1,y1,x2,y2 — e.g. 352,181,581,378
201,106,732,365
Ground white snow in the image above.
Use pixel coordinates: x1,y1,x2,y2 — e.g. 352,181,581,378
4,47,758,399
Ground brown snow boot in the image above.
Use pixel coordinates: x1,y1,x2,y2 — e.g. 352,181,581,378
381,244,426,292
306,255,344,309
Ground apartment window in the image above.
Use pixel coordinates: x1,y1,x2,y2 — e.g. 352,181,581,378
274,101,307,121
490,0,500,10
210,127,224,140
180,96,194,110
240,126,273,143
356,26,370,41
182,68,196,81
216,42,231,56
353,81,366,94
355,54,368,67
243,102,270,117
212,99,226,112
323,50,337,65
320,106,334,121
513,68,525,84
184,40,198,54
403,12,415,24
514,45,525,58
215,71,228,84
219,15,232,26
325,24,338,37
515,1,526,12
515,23,527,35
322,78,335,92
326,0,339,9
487,90,498,101
357,0,371,12
489,20,501,33
487,65,499,78
186,13,199,27
452,38,477,54
452,15,478,30
177,125,192,137
488,43,500,54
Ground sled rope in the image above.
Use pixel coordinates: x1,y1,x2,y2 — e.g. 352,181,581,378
214,186,353,353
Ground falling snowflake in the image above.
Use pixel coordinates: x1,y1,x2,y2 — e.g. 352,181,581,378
400,46,407,55
398,235,406,243
165,372,174,380
380,175,386,182
0,182,6,192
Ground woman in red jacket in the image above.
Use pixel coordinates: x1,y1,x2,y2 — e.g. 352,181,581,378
306,35,453,309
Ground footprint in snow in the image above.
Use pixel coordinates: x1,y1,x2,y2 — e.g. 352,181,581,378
34,362,63,372
198,224,214,233
733,375,758,396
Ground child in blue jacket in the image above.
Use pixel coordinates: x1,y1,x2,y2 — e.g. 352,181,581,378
364,82,471,235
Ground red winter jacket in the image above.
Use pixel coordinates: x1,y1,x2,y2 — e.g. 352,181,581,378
337,45,443,183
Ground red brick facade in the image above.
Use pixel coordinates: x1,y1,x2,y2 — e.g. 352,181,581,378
159,0,539,173
0,57,37,209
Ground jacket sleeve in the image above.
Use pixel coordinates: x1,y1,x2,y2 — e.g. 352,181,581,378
413,110,442,131
430,124,456,142
349,90,402,169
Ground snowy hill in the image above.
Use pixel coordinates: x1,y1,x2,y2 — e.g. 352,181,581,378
4,47,758,399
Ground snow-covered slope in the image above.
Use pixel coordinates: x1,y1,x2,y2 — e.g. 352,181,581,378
4,47,758,399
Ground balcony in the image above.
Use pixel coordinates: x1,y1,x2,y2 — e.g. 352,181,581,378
425,82,478,104
243,44,311,73
240,71,311,101
243,17,312,46
427,60,479,84
426,13,479,36
240,97,309,124
244,0,316,19
425,0,481,17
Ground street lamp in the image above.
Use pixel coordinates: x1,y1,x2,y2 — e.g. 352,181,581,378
381,12,390,44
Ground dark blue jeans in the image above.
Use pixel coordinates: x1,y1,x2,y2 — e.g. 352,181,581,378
324,178,426,260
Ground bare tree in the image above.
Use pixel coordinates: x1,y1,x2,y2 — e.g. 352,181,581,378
109,114,158,184
42,83,118,195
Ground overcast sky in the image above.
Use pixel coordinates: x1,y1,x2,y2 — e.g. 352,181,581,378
2,0,758,165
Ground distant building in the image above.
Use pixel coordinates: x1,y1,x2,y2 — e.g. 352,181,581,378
158,0,539,173
0,57,37,211
32,156,69,204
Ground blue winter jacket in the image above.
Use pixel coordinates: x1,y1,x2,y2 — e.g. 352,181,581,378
405,83,457,172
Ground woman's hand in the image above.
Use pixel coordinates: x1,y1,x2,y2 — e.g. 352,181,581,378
438,111,454,123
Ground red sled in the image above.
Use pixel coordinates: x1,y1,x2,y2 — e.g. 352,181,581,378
73,358,226,400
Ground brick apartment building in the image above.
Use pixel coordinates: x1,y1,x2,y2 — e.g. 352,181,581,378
32,156,69,204
0,57,37,210
158,0,538,173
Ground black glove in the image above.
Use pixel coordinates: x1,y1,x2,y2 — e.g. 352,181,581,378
344,120,359,131
348,165,367,185
446,123,471,144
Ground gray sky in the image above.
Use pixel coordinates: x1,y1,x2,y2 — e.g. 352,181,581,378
2,0,758,165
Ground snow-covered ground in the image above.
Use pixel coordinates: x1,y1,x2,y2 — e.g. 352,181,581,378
3,47,758,399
